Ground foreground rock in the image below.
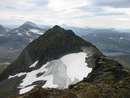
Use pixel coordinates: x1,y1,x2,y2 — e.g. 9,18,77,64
13,57,130,98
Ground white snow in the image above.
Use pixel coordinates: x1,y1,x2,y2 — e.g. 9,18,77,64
109,37,113,40
25,22,38,27
25,31,31,37
29,38,33,42
42,75,58,88
19,62,49,89
120,37,124,40
15,29,19,33
19,85,35,94
18,52,92,94
30,29,43,35
18,62,58,94
17,33,23,36
61,52,92,81
29,60,39,68
8,72,26,79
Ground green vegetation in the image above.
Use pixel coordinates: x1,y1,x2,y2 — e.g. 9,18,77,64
0,77,24,98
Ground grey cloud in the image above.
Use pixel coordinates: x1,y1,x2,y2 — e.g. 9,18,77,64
0,0,49,11
5,6,17,10
95,12,126,16
32,0,49,6
79,6,126,17
95,0,130,8
80,6,104,13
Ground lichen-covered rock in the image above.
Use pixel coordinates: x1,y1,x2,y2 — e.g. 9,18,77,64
12,86,77,98
86,57,129,83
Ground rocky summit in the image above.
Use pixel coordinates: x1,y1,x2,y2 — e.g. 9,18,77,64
0,26,129,98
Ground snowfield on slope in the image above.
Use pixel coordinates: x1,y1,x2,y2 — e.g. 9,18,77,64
8,52,92,94
30,29,44,35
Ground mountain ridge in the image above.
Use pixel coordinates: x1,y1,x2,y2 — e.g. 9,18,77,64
0,26,104,98
0,25,102,81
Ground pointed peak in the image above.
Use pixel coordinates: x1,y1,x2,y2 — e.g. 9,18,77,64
51,25,64,31
0,25,5,29
24,21,36,25
0,25,6,33
45,25,75,36
21,21,38,29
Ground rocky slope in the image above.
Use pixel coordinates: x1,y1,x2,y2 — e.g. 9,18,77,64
0,26,102,98
12,57,130,98
0,25,7,34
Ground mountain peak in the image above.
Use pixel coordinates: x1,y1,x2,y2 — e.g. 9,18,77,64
0,26,102,81
50,25,65,32
0,25,5,29
20,21,39,29
24,21,37,26
0,25,6,33
53,25,63,29
45,25,75,36
0,26,109,98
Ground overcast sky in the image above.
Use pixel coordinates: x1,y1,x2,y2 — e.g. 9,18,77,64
0,0,130,28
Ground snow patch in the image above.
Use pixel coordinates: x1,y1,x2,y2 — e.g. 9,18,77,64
120,37,124,40
42,75,58,88
18,52,92,94
8,72,26,79
19,62,49,89
29,60,39,68
17,33,23,36
30,29,43,35
29,38,33,42
26,31,31,36
61,52,92,81
15,29,19,33
19,85,35,95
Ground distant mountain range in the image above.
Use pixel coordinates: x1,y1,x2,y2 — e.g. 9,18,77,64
82,31,130,54
82,31,130,69
0,22,130,68
0,22,47,63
